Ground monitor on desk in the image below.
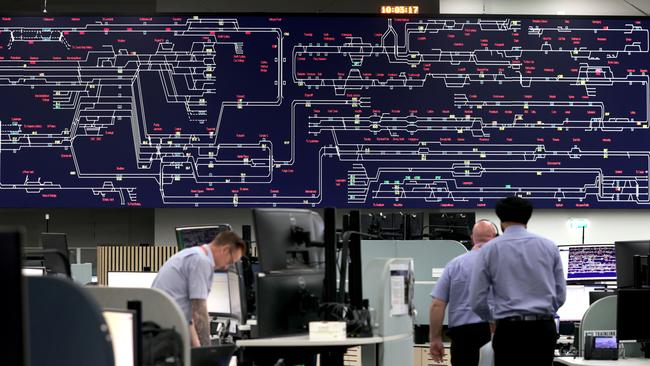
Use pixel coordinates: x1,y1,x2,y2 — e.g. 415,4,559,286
617,288,650,343
228,268,244,321
615,240,650,288
253,209,325,272
175,225,232,249
103,309,136,366
208,272,231,316
107,271,158,288
557,285,591,322
589,289,617,304
255,270,324,338
558,244,616,283
1,229,28,366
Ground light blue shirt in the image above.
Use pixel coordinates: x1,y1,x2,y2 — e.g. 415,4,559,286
431,250,488,328
469,225,566,321
152,245,214,324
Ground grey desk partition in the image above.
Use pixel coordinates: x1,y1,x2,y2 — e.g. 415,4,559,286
362,240,467,325
580,295,642,357
86,286,192,366
27,277,114,366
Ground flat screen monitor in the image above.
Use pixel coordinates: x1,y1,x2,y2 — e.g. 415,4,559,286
175,225,232,249
256,270,324,338
1,229,27,366
107,272,157,288
253,209,325,272
228,271,246,323
22,267,46,277
589,290,617,305
616,288,650,342
41,232,71,275
103,309,136,366
208,272,231,315
556,285,591,322
615,240,650,288
558,244,616,282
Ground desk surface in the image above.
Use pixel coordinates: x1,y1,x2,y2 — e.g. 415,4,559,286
555,357,650,365
237,334,393,347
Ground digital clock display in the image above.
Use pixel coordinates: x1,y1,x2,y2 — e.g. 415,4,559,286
381,5,420,14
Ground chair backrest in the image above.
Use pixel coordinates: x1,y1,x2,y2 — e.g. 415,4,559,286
85,286,192,366
27,277,114,366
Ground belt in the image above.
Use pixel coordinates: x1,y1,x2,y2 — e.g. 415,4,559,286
498,314,555,322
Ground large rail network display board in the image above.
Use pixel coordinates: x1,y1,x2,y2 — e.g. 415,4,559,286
0,15,648,208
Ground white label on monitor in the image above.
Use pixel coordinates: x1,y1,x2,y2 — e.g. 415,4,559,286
432,268,444,278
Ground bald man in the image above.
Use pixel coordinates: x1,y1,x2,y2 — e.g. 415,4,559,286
429,220,498,366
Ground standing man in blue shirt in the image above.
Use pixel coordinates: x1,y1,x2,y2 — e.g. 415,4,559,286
469,196,566,366
429,219,498,366
152,230,246,347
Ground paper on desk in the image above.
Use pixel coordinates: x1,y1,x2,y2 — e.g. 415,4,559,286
389,263,409,316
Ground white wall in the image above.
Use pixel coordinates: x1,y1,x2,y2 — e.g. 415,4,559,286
474,209,650,245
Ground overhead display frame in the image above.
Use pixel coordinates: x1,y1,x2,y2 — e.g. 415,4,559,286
0,14,648,208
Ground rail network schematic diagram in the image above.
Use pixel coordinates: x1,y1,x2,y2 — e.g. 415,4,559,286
0,16,648,207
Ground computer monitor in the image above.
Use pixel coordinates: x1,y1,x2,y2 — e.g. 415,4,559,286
252,209,325,272
558,244,616,282
228,264,247,322
208,272,231,316
617,288,650,344
1,229,28,366
589,290,617,305
22,267,46,277
556,285,591,322
41,232,71,275
107,272,158,288
175,225,232,249
256,269,324,338
615,240,650,288
103,309,136,366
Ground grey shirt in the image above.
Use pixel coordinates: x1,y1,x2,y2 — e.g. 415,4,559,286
431,250,488,328
152,245,214,324
469,225,566,321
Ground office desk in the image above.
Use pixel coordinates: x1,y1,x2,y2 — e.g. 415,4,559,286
237,334,391,366
555,357,650,365
237,334,383,347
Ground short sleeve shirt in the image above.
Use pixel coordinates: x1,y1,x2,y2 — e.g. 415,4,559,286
152,245,214,323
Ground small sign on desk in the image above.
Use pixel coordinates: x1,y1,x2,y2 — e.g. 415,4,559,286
309,321,346,341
